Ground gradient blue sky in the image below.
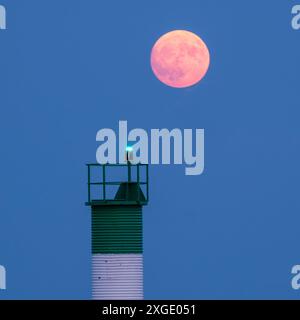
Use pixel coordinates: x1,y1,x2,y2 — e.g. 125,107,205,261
0,0,300,299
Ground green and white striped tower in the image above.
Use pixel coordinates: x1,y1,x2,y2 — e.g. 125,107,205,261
86,162,149,300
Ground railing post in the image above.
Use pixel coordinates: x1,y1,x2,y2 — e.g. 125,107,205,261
103,165,106,201
146,164,149,202
87,165,91,203
128,162,132,182
137,164,140,201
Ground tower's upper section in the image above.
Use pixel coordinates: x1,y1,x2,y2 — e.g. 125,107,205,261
86,163,149,206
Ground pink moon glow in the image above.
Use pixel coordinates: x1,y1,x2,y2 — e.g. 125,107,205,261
150,30,210,88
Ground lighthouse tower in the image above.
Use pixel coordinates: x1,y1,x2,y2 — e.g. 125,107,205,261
86,159,149,300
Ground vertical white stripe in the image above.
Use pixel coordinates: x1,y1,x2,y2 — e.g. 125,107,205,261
92,254,143,300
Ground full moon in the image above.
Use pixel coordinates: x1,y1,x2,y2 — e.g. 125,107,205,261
151,30,210,88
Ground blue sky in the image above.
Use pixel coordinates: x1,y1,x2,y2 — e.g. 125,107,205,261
0,0,300,299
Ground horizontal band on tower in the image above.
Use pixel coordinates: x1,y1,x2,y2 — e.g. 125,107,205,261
92,205,143,254
92,254,143,300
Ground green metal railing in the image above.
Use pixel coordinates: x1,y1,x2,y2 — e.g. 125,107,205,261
86,163,149,204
